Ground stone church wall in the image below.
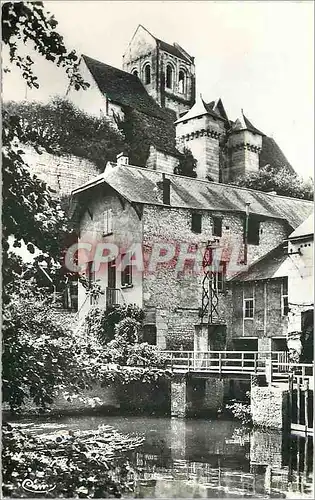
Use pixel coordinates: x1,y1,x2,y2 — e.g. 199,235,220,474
22,144,100,197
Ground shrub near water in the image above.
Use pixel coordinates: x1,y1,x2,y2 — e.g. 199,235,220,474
2,422,144,498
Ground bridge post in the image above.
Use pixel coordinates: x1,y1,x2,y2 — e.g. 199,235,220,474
203,378,225,414
171,374,188,418
250,376,290,430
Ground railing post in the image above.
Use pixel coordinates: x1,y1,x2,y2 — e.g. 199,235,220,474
219,352,222,375
304,379,309,432
254,352,257,374
297,376,301,426
265,358,272,385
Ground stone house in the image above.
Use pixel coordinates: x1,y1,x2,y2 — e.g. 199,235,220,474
71,158,312,351
227,213,314,357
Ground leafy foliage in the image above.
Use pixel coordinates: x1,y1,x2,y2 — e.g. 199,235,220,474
114,107,151,167
84,304,170,385
2,1,89,91
85,304,144,345
2,422,143,498
4,98,127,170
2,110,70,303
225,399,252,426
2,287,90,412
174,147,197,178
231,164,313,200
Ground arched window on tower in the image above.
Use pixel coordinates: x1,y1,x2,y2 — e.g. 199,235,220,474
132,69,138,77
144,64,151,85
166,64,173,89
179,70,186,93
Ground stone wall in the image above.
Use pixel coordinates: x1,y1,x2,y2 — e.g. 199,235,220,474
142,203,290,348
176,114,225,181
146,145,179,174
251,384,289,430
77,183,143,316
22,144,100,197
227,130,262,181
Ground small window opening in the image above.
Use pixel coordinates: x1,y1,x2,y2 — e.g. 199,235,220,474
166,64,173,89
179,70,185,93
244,217,260,245
144,64,151,84
213,217,222,237
191,213,202,233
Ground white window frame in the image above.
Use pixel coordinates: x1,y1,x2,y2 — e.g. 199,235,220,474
121,253,133,288
244,297,254,319
281,281,289,317
103,209,113,236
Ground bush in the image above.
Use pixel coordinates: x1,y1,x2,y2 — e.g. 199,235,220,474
226,398,252,426
174,147,197,178
2,291,91,413
3,98,127,171
231,164,313,200
85,304,144,345
2,422,143,498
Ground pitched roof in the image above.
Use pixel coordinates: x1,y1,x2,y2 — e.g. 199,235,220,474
158,39,193,62
229,244,288,282
175,95,227,124
72,164,312,229
82,54,179,156
259,136,295,174
82,54,166,119
289,212,314,240
231,112,264,135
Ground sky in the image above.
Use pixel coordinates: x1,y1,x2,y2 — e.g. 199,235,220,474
3,0,314,179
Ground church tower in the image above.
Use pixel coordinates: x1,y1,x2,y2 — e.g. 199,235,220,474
123,25,195,117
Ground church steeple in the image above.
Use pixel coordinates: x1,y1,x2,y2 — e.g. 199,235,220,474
123,25,195,117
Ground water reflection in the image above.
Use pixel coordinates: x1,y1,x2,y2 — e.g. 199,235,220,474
15,415,313,498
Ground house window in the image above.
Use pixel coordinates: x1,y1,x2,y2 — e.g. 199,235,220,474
212,270,225,293
191,213,202,233
178,70,185,93
121,254,132,287
213,217,222,237
103,209,113,236
282,279,289,316
144,64,151,84
244,216,260,245
132,69,138,77
244,298,254,319
166,64,173,89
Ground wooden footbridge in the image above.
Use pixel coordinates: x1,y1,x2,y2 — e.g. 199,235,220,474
164,350,314,433
164,350,313,382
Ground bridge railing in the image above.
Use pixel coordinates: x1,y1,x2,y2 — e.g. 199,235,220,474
163,350,291,375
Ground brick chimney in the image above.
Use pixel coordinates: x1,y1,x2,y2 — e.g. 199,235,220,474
117,152,129,167
156,173,171,205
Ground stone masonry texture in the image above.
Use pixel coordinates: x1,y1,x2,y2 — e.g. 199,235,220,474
251,385,289,430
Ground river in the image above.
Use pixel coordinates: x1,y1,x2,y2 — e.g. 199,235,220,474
11,415,313,498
